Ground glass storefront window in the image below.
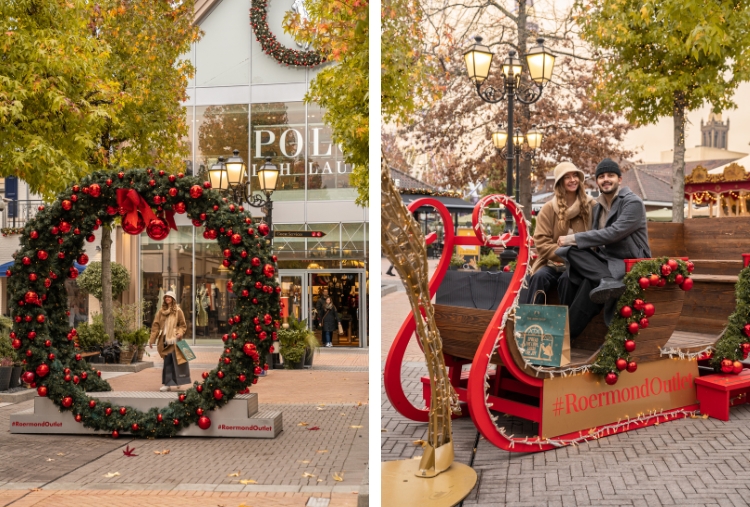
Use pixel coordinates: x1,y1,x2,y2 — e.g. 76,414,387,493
194,228,234,340
309,272,361,347
272,223,307,260
195,104,249,179
66,278,89,327
306,105,357,201
307,223,340,259
140,227,194,331
341,222,366,259
250,102,306,201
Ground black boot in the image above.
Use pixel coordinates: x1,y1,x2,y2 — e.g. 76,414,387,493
588,278,626,305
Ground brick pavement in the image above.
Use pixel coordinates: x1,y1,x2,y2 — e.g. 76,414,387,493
105,369,368,405
151,346,368,370
380,257,439,364
0,345,369,506
0,490,358,507
0,399,367,505
382,363,750,506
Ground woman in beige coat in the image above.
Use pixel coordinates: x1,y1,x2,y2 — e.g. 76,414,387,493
149,291,190,391
524,162,595,304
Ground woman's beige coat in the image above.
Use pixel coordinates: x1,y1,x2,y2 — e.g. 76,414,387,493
149,307,189,365
531,195,595,274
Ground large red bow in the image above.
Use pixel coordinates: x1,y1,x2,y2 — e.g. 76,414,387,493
162,210,178,232
116,188,157,232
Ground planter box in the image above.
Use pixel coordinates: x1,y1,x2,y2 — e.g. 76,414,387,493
119,349,136,364
304,347,317,368
0,366,12,392
9,366,22,389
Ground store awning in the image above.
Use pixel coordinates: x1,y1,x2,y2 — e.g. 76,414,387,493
399,194,475,213
0,261,88,276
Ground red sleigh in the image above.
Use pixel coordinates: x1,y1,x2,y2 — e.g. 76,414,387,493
384,195,743,452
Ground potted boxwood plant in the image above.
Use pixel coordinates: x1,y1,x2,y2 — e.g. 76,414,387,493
0,333,14,391
0,316,21,389
120,328,150,363
278,319,316,369
303,325,321,368
114,301,151,362
478,251,501,272
450,253,465,271
75,315,109,362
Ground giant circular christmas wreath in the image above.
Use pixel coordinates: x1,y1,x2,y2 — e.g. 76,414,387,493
250,0,326,67
592,257,693,384
7,168,280,438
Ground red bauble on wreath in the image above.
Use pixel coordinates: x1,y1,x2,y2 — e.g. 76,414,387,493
197,416,211,430
122,213,146,235
147,218,170,241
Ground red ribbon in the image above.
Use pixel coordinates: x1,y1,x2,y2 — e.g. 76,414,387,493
162,210,178,232
116,189,157,231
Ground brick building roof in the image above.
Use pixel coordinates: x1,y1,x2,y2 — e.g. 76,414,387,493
389,168,436,191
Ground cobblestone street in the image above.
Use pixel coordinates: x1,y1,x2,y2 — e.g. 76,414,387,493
0,347,368,507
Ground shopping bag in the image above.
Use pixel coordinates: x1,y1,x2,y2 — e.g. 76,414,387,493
175,339,196,362
337,322,344,335
513,293,570,367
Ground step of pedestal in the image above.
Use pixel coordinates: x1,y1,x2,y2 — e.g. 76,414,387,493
9,393,282,438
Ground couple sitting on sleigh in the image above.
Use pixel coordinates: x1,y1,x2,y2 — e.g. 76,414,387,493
523,158,650,338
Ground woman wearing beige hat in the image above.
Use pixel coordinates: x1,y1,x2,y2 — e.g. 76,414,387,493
524,162,595,304
149,291,191,391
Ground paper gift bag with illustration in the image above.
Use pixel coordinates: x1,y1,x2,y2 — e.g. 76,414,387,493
514,303,570,367
175,339,196,362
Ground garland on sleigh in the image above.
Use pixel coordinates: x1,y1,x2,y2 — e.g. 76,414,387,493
8,168,280,438
709,265,750,372
250,0,326,68
591,257,693,384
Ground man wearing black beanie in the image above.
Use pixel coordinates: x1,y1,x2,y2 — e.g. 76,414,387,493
554,158,651,337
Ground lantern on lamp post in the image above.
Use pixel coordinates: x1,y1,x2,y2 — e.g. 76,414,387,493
465,37,556,234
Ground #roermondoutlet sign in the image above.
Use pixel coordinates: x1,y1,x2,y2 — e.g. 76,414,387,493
541,358,698,438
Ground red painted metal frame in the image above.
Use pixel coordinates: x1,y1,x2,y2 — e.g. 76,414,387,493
383,197,456,422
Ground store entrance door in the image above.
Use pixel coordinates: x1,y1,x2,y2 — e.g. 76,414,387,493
279,274,306,327
308,272,363,348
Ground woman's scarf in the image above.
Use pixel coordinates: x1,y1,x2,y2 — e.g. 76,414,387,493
160,303,179,345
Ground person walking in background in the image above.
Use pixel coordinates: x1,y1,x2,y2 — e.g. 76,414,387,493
320,296,341,348
385,263,395,276
523,162,595,304
149,291,191,391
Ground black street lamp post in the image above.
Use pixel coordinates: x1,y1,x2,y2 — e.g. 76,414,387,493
492,124,544,235
464,37,556,235
208,150,279,238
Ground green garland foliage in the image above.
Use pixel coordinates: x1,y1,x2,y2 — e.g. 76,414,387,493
591,257,691,380
710,265,750,370
250,0,326,67
7,168,279,437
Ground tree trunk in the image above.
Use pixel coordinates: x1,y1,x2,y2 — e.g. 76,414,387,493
101,225,114,340
671,91,686,223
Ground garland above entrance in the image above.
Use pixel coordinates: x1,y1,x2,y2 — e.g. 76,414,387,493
250,0,326,68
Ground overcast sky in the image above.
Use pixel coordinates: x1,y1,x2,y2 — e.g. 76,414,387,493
625,81,750,163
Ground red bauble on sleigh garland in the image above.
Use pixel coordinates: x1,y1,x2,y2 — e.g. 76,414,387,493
7,168,280,437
